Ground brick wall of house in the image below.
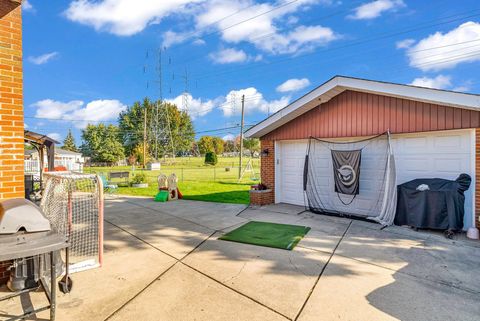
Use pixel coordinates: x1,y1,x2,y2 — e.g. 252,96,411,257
258,140,275,205
0,3,23,200
476,129,480,229
0,1,23,286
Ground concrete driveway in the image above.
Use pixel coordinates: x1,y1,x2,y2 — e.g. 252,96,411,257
1,196,479,320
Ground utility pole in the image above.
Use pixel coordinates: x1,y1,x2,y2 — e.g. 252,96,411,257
143,106,147,169
238,94,245,179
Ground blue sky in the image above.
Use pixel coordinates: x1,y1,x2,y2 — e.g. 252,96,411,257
22,0,480,144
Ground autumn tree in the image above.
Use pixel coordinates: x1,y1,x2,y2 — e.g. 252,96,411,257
118,98,195,159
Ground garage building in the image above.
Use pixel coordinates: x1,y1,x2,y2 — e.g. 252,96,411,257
245,76,480,230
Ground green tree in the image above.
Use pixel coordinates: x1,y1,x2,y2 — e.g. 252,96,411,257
204,151,218,165
223,139,235,153
243,138,260,156
212,137,224,155
197,136,214,155
62,129,78,152
118,98,195,159
80,124,125,163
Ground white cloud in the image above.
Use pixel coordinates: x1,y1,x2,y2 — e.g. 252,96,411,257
28,52,58,65
23,0,35,12
276,78,310,92
162,30,189,47
167,87,290,119
64,0,199,36
221,87,290,117
223,134,235,141
349,0,405,20
409,75,451,89
47,133,62,142
453,81,473,92
395,38,414,49
209,48,248,64
66,0,338,55
24,123,29,129
167,94,218,119
257,25,339,54
192,38,206,46
403,22,480,71
32,99,126,128
195,0,338,55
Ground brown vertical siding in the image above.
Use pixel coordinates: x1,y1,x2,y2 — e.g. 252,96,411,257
262,90,480,140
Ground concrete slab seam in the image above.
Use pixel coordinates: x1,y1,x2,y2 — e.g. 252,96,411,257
294,220,353,321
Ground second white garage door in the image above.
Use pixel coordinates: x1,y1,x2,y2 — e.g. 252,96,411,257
275,129,475,229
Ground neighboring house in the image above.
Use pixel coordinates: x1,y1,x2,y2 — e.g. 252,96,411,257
25,148,84,173
246,76,480,231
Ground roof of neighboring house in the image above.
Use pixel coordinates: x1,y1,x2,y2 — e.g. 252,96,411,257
56,148,82,156
245,75,480,138
24,148,82,156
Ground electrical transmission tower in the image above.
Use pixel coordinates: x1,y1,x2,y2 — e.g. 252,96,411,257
181,68,189,113
156,47,176,161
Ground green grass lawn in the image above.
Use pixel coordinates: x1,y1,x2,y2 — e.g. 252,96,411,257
116,181,252,204
86,156,259,204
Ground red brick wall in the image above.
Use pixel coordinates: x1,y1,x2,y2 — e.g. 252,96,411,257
0,3,23,200
249,189,274,206
476,129,480,229
0,2,23,286
259,140,275,204
264,90,480,141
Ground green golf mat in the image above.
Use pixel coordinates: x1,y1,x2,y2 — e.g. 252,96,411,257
219,221,311,250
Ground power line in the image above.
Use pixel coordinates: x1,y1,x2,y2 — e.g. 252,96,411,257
168,0,300,52
189,9,480,81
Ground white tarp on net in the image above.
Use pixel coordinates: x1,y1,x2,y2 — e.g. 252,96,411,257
303,132,397,226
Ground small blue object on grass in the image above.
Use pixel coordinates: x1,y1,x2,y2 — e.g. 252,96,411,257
100,174,118,194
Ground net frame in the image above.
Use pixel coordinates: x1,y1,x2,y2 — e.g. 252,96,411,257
40,172,104,272
303,132,397,226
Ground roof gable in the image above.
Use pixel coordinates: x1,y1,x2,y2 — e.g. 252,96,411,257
245,76,480,138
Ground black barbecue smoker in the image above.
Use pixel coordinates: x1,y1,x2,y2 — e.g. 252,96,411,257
0,198,69,320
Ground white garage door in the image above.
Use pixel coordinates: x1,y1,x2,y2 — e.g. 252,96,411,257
276,129,475,229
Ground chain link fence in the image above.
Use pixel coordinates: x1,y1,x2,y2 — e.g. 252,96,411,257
83,158,261,186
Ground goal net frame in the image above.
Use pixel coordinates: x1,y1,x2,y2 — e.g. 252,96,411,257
40,172,104,273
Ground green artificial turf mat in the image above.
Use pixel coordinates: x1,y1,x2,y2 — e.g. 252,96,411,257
219,221,311,250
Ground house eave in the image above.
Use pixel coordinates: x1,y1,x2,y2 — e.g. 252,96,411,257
245,76,480,139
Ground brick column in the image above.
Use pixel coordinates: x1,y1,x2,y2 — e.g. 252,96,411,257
0,2,23,286
259,139,275,204
0,3,23,200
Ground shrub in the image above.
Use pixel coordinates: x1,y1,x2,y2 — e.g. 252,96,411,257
131,172,147,184
204,151,218,165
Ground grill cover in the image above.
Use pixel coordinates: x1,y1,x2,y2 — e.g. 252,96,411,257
0,198,51,234
394,174,471,230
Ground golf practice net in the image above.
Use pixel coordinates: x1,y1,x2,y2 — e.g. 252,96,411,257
303,132,397,226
